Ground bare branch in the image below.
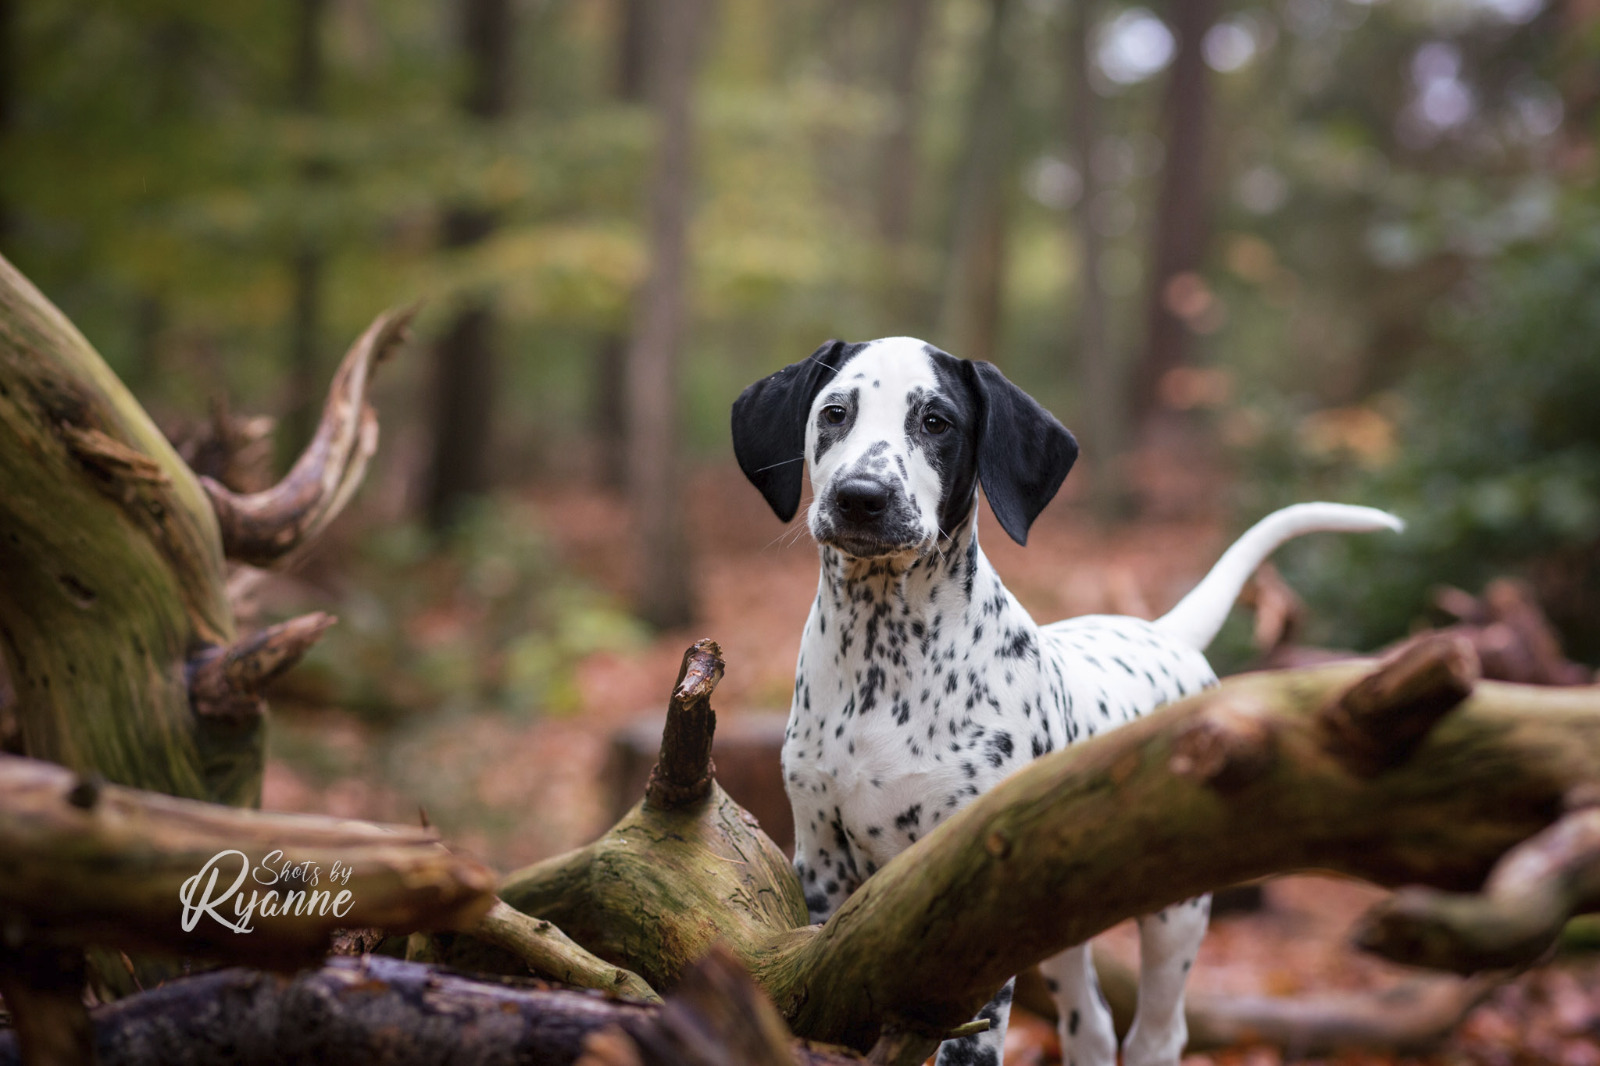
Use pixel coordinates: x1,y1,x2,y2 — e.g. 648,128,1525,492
204,306,414,567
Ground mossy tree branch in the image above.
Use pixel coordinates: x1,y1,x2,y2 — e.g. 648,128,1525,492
501,638,1600,1054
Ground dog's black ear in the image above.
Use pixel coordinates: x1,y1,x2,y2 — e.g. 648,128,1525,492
964,360,1078,546
731,340,856,522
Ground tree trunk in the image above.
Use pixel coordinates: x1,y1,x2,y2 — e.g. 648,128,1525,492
877,0,931,248
282,0,327,462
1130,0,1218,424
0,253,242,803
1066,0,1132,520
625,0,705,629
939,0,1014,363
425,262,496,530
874,0,933,319
8,630,1600,1061
589,0,650,492
0,253,404,806
425,0,512,531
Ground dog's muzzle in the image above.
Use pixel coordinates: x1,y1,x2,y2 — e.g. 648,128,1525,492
817,476,922,557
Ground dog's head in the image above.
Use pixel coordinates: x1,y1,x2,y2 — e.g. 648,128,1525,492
731,337,1078,560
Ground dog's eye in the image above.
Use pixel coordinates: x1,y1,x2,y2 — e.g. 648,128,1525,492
822,405,848,425
922,414,950,435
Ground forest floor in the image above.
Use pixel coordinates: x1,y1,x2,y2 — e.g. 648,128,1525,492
258,460,1600,1066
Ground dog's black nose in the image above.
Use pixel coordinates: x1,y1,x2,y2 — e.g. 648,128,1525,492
835,478,889,519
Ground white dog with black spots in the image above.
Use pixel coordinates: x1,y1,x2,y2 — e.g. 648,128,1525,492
732,337,1401,1066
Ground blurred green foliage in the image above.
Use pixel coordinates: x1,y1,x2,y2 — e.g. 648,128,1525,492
288,496,647,720
5,0,1597,670
1243,214,1600,658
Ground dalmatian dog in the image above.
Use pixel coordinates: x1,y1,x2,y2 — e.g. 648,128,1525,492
731,337,1402,1066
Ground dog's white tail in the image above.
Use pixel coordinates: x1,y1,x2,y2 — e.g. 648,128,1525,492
1155,503,1404,652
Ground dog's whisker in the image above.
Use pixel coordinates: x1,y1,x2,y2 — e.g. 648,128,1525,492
751,455,804,474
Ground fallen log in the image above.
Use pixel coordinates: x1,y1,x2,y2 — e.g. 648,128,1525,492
0,954,862,1066
0,752,495,969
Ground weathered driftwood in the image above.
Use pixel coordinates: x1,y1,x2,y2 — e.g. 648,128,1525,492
0,252,402,807
0,954,863,1066
501,637,1600,1053
0,752,495,968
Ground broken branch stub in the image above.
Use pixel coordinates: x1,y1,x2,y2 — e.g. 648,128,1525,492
203,306,414,568
645,639,724,811
1319,634,1480,776
188,612,336,720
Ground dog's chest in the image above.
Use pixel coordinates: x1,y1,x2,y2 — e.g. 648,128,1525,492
783,550,1221,874
783,560,1060,866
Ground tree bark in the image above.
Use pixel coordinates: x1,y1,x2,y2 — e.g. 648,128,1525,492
0,252,405,807
625,0,705,629
939,0,1014,363
1130,0,1218,424
1355,804,1600,973
0,251,240,803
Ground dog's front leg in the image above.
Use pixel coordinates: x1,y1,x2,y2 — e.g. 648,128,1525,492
933,977,1012,1066
1039,945,1117,1066
1123,895,1210,1066
790,818,861,924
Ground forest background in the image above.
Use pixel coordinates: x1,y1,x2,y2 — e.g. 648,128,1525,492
3,0,1598,910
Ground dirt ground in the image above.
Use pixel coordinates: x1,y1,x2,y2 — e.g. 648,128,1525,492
260,464,1600,1065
